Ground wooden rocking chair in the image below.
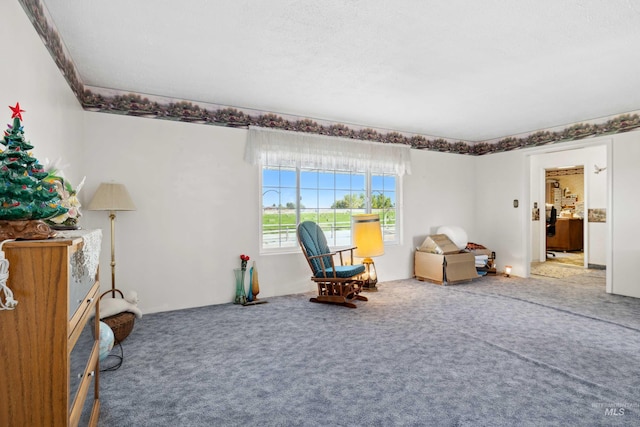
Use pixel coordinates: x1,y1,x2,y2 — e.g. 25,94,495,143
297,221,368,308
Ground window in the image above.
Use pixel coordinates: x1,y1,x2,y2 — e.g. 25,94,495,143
261,167,400,251
247,126,410,252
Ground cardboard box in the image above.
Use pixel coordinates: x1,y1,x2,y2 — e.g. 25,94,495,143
418,234,460,255
415,234,479,285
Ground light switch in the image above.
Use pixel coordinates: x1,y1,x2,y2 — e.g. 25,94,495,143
513,199,519,208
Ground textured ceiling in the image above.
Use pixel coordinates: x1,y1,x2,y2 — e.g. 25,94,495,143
40,0,640,141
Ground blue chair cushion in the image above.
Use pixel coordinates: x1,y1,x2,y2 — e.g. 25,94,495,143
298,221,366,279
298,221,333,273
314,264,366,279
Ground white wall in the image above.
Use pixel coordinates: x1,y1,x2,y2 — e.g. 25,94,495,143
474,134,640,299
0,0,481,314
473,150,528,276
0,1,84,183
402,149,477,274
80,113,479,313
474,143,602,277
9,0,640,308
586,146,608,267
528,144,608,265
611,132,640,298
81,114,280,313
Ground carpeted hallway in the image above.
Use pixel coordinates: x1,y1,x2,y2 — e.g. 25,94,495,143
530,251,593,279
545,250,585,267
97,272,640,426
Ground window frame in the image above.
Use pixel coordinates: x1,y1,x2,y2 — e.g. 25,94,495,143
259,166,402,254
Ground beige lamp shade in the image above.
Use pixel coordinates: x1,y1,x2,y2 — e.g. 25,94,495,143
352,213,384,258
87,183,136,211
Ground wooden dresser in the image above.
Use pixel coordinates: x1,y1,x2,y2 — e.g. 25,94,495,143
547,218,584,252
0,230,102,427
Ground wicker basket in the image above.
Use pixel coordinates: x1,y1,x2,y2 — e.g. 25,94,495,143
100,289,136,344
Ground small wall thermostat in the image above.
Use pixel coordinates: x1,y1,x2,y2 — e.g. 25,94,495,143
513,199,519,208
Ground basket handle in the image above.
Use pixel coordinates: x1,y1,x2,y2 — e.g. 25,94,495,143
100,288,125,300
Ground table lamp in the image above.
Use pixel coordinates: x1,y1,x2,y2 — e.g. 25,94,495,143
88,182,136,297
352,213,384,291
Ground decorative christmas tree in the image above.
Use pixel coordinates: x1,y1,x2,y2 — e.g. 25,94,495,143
0,103,67,239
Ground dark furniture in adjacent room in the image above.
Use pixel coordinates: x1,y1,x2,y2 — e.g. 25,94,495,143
546,206,557,257
547,217,584,252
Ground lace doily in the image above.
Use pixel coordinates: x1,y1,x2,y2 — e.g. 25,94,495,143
57,229,102,282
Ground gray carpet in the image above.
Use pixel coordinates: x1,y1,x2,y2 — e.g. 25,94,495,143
98,273,640,426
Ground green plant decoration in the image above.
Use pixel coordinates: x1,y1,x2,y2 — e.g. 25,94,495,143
0,103,67,221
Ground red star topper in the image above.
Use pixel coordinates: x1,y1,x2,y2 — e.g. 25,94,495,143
9,103,25,121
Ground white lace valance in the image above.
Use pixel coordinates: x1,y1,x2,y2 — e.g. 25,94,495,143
245,127,412,175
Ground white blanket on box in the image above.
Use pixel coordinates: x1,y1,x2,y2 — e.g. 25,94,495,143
475,254,489,267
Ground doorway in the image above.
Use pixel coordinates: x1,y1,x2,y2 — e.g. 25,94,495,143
544,166,585,268
527,143,609,289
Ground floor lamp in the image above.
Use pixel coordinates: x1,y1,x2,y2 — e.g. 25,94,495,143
352,213,385,291
88,182,136,297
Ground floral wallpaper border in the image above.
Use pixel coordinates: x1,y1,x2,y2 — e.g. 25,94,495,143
18,0,640,156
546,167,585,178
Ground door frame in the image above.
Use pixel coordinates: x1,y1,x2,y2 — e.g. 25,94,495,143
541,165,587,266
523,138,612,292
